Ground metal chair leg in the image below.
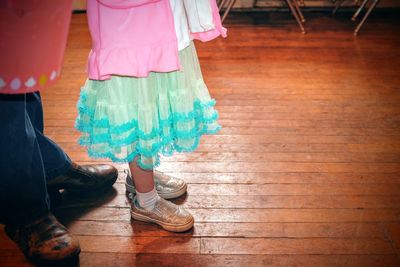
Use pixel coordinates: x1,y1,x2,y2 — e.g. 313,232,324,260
293,0,306,23
286,0,306,33
352,0,369,21
218,0,229,11
221,0,236,23
253,0,258,8
333,0,345,15
247,0,307,34
354,0,380,35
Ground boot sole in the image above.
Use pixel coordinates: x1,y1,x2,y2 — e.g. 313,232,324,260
29,247,81,266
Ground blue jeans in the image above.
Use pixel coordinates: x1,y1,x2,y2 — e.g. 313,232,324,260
0,93,72,226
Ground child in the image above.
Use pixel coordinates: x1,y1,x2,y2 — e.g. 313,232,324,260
76,0,226,232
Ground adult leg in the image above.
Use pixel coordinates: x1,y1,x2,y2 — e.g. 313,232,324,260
0,93,80,262
0,94,49,226
25,92,72,180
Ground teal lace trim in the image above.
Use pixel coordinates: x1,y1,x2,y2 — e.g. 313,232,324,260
76,90,217,134
85,124,221,170
75,90,221,169
77,109,218,143
77,110,218,146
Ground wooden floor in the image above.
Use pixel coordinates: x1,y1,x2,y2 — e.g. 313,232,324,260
1,11,400,267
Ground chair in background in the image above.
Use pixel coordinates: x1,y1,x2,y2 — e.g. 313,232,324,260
218,0,237,23
217,0,307,34
332,0,381,35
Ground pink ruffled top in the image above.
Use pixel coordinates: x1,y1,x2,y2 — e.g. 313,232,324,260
87,0,180,80
86,0,226,81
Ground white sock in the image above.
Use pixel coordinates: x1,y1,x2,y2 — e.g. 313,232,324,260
136,187,160,211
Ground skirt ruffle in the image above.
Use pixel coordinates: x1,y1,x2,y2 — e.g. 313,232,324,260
75,42,220,170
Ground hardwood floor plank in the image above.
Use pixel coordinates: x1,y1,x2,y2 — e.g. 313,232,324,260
78,253,400,267
384,223,400,256
110,182,400,196
46,133,400,145
65,221,385,239
63,151,400,164
78,236,200,254
155,162,400,173
57,142,400,154
54,207,400,223
2,251,398,267
119,172,400,184
0,250,32,267
200,237,394,255
56,193,400,209
46,125,400,137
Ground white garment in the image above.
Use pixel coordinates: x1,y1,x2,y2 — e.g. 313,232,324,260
183,0,214,33
169,0,214,51
169,0,191,51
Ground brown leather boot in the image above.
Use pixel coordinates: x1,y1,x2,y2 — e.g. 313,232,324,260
4,213,80,262
47,162,118,194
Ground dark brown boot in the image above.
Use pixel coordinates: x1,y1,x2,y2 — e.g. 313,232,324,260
47,162,118,194
4,213,80,262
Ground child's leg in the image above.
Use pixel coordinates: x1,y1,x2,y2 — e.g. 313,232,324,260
129,159,160,211
129,159,154,193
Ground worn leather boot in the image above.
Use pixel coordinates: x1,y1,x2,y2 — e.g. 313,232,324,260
4,213,80,263
47,162,118,194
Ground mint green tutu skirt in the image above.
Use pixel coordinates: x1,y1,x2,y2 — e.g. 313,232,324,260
75,42,220,169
